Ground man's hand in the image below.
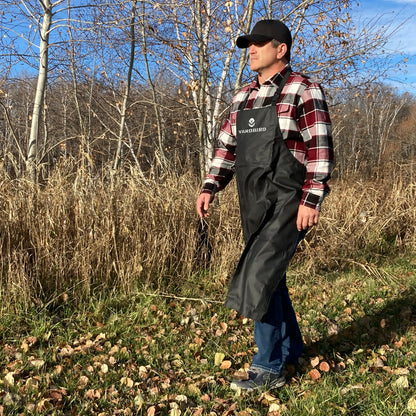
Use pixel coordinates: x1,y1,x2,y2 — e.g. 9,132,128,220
196,193,213,218
296,205,320,231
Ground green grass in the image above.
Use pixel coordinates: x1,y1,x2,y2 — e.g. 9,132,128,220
1,258,416,415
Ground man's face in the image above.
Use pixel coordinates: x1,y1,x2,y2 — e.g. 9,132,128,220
248,40,279,73
248,40,287,82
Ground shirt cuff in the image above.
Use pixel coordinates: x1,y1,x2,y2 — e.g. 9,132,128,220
200,182,216,195
300,191,322,211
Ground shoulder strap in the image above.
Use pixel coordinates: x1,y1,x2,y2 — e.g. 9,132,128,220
271,68,292,106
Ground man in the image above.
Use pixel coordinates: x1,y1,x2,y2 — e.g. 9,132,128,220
196,19,333,392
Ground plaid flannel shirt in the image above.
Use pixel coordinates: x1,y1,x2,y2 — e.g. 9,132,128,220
201,65,334,210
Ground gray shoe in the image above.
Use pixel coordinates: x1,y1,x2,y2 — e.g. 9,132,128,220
230,368,286,392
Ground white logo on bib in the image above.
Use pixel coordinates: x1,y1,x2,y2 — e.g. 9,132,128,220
248,118,255,128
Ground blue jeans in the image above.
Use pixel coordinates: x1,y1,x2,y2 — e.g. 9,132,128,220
251,231,305,375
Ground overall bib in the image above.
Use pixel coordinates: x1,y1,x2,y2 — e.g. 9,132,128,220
224,70,306,323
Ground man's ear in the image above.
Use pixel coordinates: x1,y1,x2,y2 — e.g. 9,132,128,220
276,43,287,60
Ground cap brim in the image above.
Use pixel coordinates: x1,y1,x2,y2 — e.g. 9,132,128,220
236,34,273,48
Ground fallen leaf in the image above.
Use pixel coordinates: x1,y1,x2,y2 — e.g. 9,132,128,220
134,394,144,410
222,402,237,416
408,396,416,413
394,340,403,348
78,375,89,389
30,359,45,369
327,322,341,336
175,394,188,403
138,366,148,378
3,393,19,406
147,406,156,416
25,377,40,390
259,392,279,404
121,377,134,388
221,360,232,369
109,345,119,355
84,389,96,400
4,372,14,386
21,341,29,353
335,362,346,372
187,384,201,395
394,375,409,389
319,361,330,372
310,356,320,368
393,368,409,375
27,336,37,345
268,402,282,413
37,398,53,412
172,359,183,367
309,369,321,380
214,352,225,366
95,333,106,342
371,358,385,368
58,345,74,357
53,365,64,375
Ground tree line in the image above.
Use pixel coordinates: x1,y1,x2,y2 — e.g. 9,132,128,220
0,0,413,182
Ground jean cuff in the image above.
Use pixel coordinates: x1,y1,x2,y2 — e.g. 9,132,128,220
250,364,282,376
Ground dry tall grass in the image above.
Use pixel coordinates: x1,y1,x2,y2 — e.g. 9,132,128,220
1,163,415,311
296,174,416,277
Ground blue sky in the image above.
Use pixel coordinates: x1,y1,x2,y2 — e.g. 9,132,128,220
353,0,416,95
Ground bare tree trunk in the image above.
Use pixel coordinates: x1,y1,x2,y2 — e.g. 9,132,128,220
27,0,52,182
140,0,167,169
67,0,85,141
234,0,254,93
210,1,253,158
195,0,210,179
113,0,138,172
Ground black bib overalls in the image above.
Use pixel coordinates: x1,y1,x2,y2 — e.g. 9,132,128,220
224,71,306,321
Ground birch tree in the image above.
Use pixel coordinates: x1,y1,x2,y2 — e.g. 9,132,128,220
0,0,409,179
151,0,255,176
113,0,139,172
27,0,56,181
0,0,97,180
144,0,400,177
332,85,411,176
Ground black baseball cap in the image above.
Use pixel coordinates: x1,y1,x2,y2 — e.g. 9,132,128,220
236,19,292,61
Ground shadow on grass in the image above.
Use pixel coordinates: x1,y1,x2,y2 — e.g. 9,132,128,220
305,289,416,359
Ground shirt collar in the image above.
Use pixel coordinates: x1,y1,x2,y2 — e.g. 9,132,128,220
250,64,291,90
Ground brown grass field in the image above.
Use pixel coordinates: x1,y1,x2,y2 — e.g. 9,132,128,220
0,163,415,311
